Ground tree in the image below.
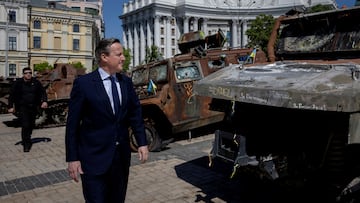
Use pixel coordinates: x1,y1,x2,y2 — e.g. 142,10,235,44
144,45,162,64
123,48,131,72
246,14,275,55
306,4,334,13
34,62,53,72
70,61,85,70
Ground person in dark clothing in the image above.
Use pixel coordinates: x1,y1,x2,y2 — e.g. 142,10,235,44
8,67,48,152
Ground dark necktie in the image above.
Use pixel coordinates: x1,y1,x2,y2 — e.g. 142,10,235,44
109,76,120,116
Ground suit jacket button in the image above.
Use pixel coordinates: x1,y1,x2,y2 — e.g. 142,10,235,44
115,141,119,146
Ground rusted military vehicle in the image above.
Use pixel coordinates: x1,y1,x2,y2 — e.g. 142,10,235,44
194,7,360,201
35,63,85,127
0,77,15,114
1,63,84,127
130,30,266,152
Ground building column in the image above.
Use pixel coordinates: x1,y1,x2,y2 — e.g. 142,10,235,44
146,19,152,49
241,20,248,48
127,26,133,68
154,15,160,47
183,16,189,34
133,23,139,66
201,18,208,33
140,20,146,63
165,16,171,58
122,25,127,48
193,17,199,31
231,19,238,48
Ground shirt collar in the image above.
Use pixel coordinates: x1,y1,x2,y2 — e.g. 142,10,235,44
98,67,113,81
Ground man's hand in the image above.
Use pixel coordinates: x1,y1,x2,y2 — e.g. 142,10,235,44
138,146,149,163
8,108,14,113
67,161,84,182
41,102,48,109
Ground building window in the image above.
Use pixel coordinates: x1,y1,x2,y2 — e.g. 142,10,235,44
85,7,99,15
34,20,41,29
9,64,16,76
171,28,175,36
161,38,164,45
161,48,164,55
9,37,17,50
171,38,175,46
8,11,16,23
33,36,41,48
160,27,164,35
172,49,176,55
54,37,61,50
71,7,80,12
73,24,80,32
73,39,80,50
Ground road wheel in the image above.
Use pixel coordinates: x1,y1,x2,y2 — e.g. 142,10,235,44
50,103,68,125
130,118,162,152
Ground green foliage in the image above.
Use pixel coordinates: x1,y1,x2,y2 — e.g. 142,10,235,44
70,61,85,69
144,45,162,64
123,48,131,72
306,4,334,13
246,14,275,55
34,62,53,72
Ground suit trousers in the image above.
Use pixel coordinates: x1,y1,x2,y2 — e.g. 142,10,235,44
19,106,37,146
80,143,131,203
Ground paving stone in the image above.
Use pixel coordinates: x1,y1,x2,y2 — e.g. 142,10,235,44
0,114,242,202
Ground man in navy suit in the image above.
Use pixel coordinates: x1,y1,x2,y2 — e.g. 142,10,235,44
65,38,149,203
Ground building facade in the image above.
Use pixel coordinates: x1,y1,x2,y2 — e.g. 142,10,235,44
58,0,104,39
29,2,98,73
120,0,337,68
0,0,30,77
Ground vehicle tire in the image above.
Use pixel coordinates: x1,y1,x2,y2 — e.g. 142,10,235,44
129,118,162,152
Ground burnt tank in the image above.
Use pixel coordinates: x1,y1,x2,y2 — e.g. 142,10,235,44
35,63,85,127
193,7,360,200
1,63,84,127
130,30,267,151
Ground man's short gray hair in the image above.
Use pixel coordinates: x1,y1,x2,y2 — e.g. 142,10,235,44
94,38,121,65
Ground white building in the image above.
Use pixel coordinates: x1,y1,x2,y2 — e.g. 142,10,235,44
0,0,30,77
120,0,337,67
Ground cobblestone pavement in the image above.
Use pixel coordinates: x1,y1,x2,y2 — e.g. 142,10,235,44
0,114,247,203
0,114,331,203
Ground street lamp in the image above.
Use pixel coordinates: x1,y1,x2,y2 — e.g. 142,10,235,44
5,9,9,77
1,3,10,77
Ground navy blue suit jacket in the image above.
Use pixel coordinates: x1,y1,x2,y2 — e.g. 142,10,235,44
65,69,147,175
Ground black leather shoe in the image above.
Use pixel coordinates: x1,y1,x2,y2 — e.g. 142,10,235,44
23,143,32,152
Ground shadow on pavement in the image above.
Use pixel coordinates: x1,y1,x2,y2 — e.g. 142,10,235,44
3,118,20,127
14,137,52,145
174,156,335,203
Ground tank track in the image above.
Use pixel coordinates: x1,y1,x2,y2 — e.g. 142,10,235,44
35,100,69,128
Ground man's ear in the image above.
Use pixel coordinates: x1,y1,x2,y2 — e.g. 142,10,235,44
101,53,107,62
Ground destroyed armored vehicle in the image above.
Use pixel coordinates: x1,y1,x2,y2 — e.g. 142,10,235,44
35,63,85,127
130,30,266,152
194,7,360,200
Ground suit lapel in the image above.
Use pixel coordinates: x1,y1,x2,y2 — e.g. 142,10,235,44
117,73,127,110
92,70,114,117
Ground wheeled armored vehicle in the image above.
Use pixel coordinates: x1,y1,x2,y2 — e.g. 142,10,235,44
130,30,266,151
193,7,360,201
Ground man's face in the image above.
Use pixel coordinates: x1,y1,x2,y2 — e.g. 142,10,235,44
23,70,32,81
103,42,126,73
